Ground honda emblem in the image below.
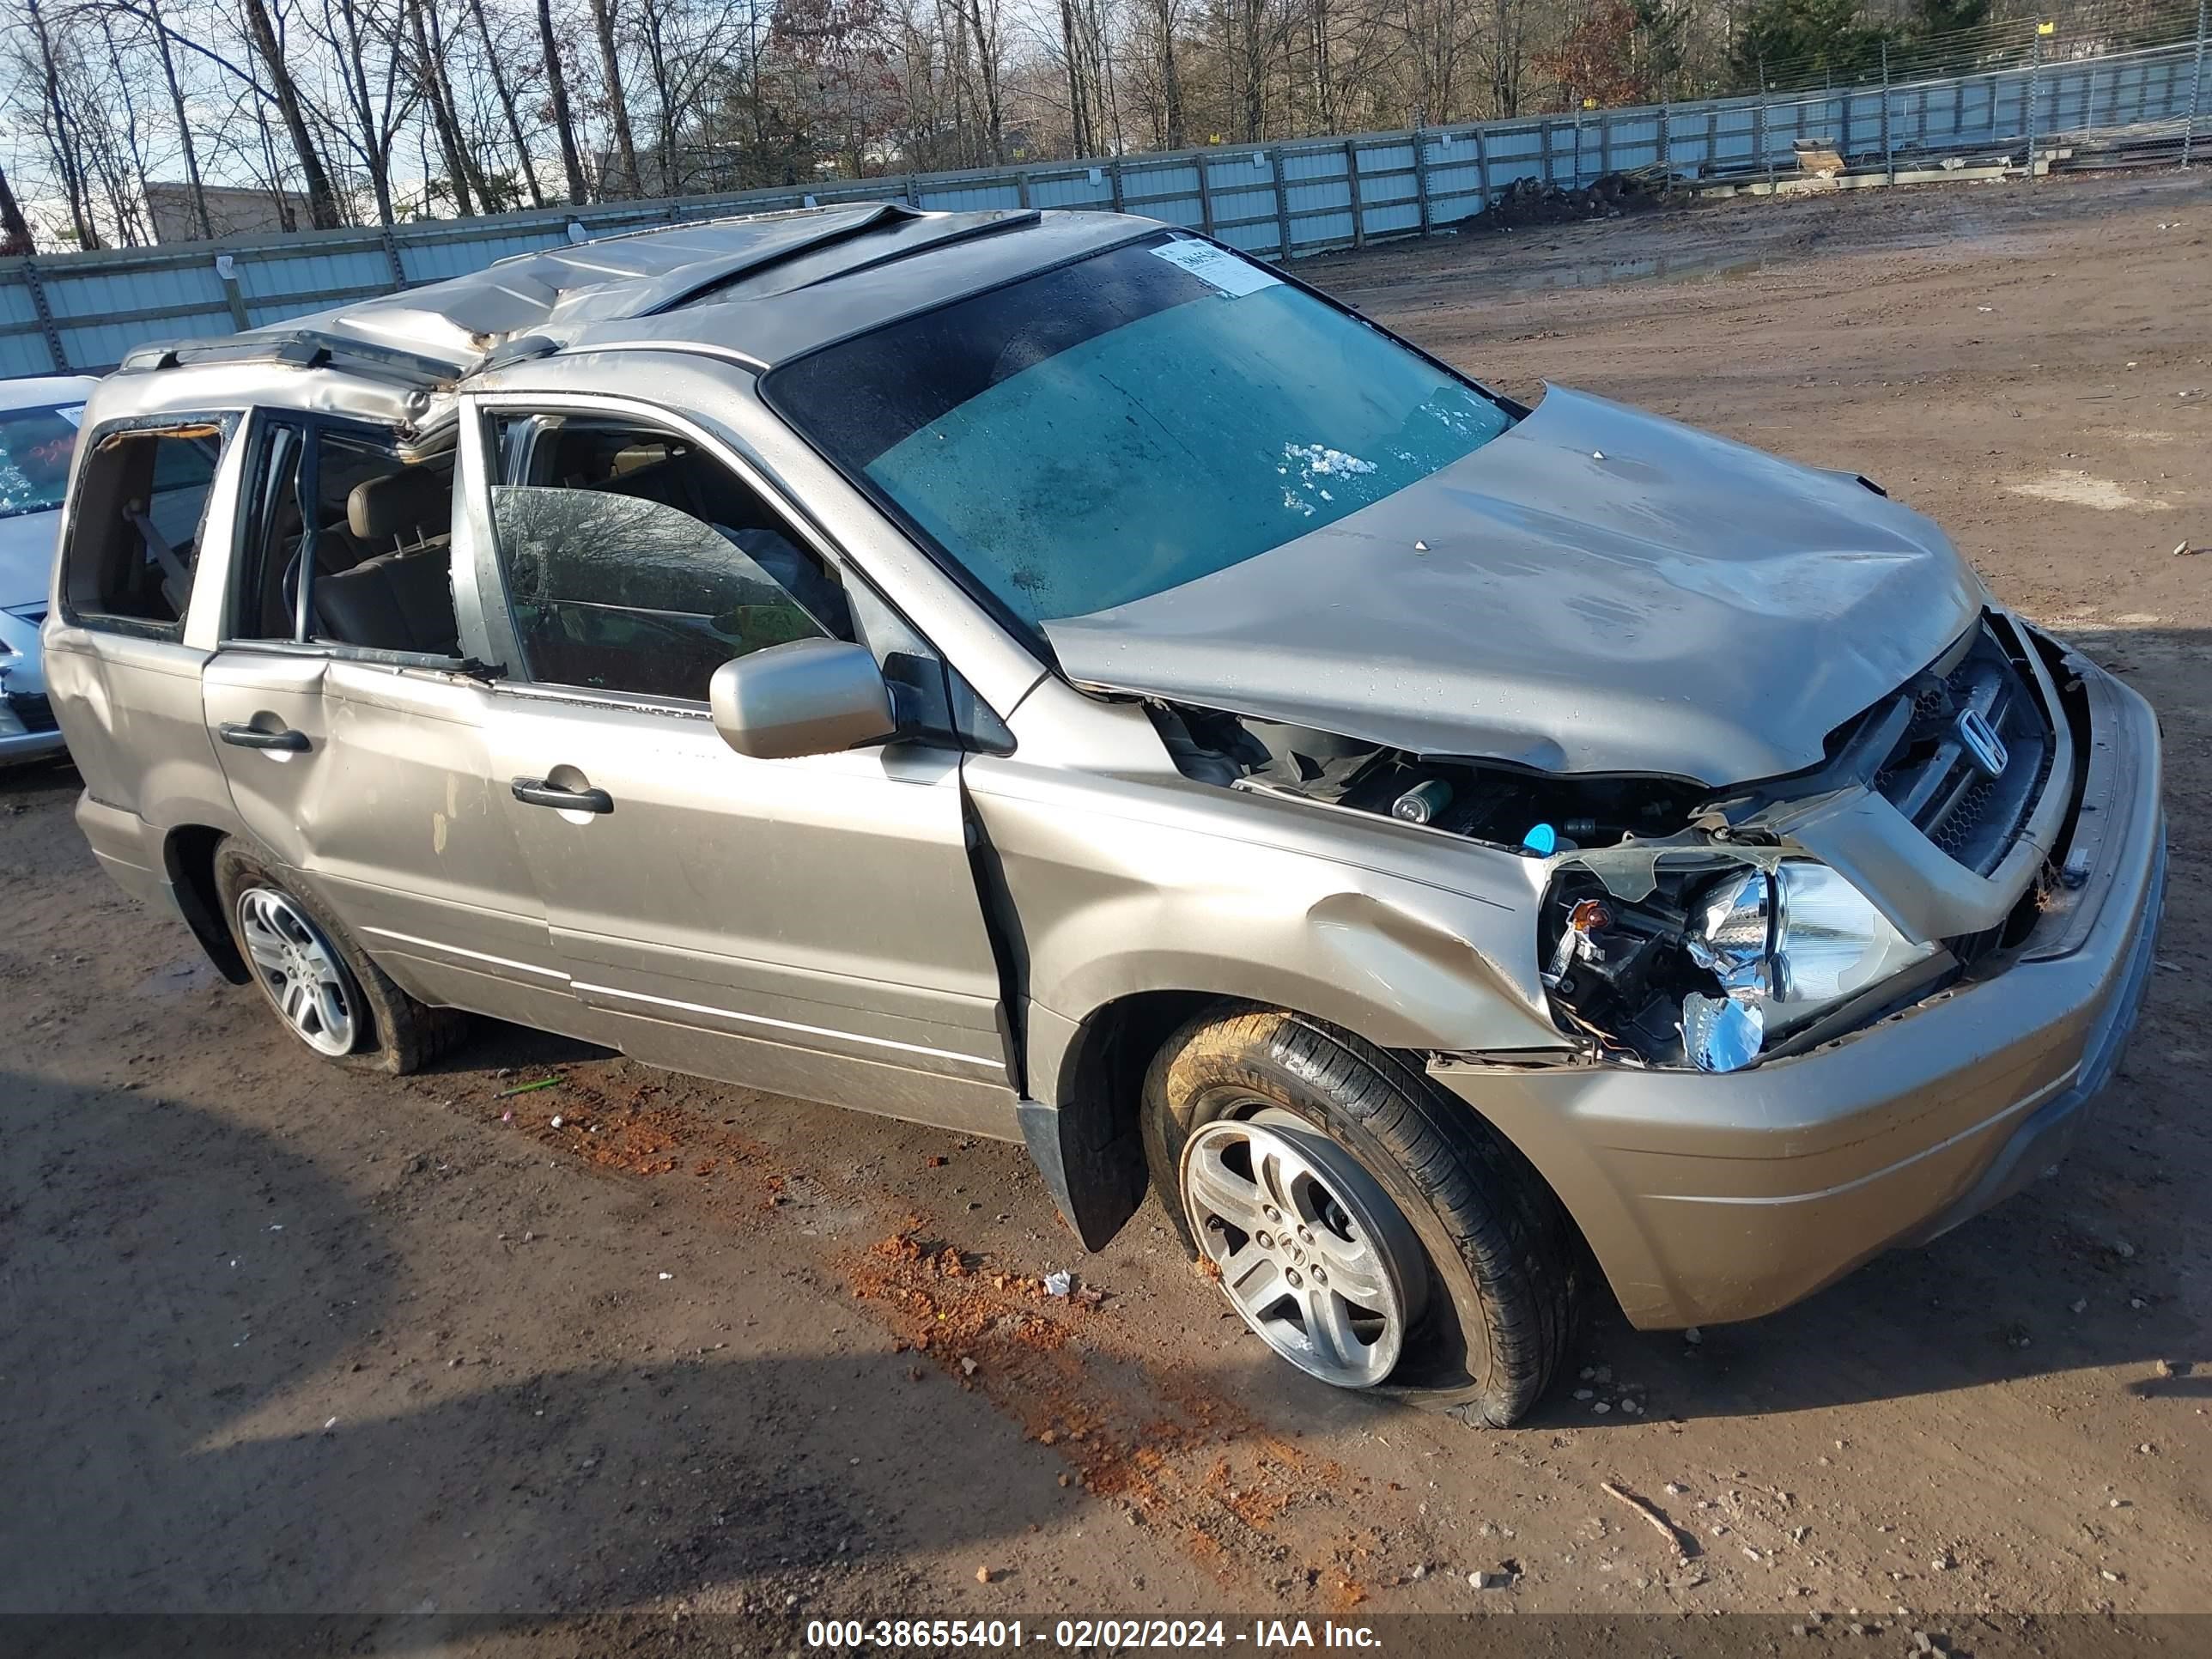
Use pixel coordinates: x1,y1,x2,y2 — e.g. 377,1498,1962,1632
1956,708,2008,779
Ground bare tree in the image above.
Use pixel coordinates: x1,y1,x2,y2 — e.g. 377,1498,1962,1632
467,0,549,205
123,0,213,237
404,0,501,212
537,0,592,200
586,0,643,194
239,0,346,226
0,161,34,254
22,0,100,246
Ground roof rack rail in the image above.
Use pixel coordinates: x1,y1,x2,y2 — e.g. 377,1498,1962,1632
118,328,466,386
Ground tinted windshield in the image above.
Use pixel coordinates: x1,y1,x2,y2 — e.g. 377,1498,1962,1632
765,236,1511,627
0,402,86,520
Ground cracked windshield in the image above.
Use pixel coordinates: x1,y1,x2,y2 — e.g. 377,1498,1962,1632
766,234,1512,624
0,402,83,519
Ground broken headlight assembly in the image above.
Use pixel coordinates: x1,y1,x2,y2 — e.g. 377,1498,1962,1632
1541,861,1942,1073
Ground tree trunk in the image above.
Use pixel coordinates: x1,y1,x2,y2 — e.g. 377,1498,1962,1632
1057,0,1084,155
239,0,344,228
1153,0,1183,148
98,13,156,245
406,0,478,214
468,0,547,208
1242,0,1266,139
26,0,100,248
958,0,1006,163
142,0,212,238
640,0,677,193
0,161,33,256
587,0,643,197
538,0,592,203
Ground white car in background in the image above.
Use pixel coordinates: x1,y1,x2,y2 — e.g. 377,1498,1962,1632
1,374,97,763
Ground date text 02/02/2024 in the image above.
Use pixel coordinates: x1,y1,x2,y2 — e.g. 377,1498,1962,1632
803,1618,1383,1649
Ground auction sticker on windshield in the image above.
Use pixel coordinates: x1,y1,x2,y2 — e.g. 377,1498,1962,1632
1149,239,1282,296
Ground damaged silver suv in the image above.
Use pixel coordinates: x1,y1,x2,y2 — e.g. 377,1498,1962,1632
47,206,2164,1425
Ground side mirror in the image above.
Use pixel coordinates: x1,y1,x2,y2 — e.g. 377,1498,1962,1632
708,638,896,761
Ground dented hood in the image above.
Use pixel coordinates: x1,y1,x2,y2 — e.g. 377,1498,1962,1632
1043,386,1984,787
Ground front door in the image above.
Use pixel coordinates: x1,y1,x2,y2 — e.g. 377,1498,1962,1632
463,397,1019,1136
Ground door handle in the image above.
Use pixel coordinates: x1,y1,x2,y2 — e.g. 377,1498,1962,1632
511,777,614,814
218,721,310,752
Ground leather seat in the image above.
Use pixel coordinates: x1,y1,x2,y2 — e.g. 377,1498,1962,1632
314,546,459,655
347,466,452,546
315,468,460,654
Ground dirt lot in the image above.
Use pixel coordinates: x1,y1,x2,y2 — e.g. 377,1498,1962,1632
3,172,2208,1652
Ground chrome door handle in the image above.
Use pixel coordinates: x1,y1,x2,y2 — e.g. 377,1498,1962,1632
218,721,309,752
511,777,614,814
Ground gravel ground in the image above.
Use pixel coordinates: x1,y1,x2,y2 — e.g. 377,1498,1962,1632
2,169,2207,1654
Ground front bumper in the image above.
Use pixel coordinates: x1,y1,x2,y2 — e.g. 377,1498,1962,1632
1434,652,2165,1330
0,608,67,763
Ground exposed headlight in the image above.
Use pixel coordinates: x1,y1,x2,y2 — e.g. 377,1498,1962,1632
1683,862,1937,1072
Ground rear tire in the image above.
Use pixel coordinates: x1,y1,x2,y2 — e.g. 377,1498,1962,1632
214,840,467,1075
1143,1003,1578,1426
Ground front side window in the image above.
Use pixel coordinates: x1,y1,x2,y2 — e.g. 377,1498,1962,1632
0,400,85,519
484,415,851,703
763,234,1513,629
59,419,228,636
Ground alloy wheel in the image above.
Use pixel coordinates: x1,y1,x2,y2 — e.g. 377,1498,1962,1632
1180,1106,1426,1389
237,886,359,1057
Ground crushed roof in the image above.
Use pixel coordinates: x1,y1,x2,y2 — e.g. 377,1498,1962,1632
251,204,1056,376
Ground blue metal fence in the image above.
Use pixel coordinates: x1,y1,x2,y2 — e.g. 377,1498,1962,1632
2,33,2204,377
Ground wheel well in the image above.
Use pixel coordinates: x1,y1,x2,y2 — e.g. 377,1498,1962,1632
1045,993,1601,1303
163,826,249,984
1027,990,1221,1250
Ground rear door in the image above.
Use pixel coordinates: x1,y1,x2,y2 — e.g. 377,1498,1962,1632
459,392,1019,1136
198,411,583,1035
44,414,239,828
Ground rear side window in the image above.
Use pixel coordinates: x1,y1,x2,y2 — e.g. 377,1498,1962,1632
60,419,230,638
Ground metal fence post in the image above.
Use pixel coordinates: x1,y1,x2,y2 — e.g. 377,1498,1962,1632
1196,155,1217,237
2027,29,2043,175
1272,146,1293,258
1471,123,1492,211
19,260,68,373
1658,104,1671,184
1343,140,1365,247
377,227,405,292
1108,156,1127,212
1412,126,1432,237
1759,65,1775,188
1882,40,1895,185
216,255,250,329
2186,0,2209,167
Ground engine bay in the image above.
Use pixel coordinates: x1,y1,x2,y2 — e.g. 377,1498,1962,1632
1148,703,1706,854
1145,696,2013,1073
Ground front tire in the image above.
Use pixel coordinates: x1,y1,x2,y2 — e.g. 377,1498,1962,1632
1143,1004,1578,1426
214,840,465,1075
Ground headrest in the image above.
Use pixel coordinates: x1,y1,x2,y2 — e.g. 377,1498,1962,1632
348,466,452,541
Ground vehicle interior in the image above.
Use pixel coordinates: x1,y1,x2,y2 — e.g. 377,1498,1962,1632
229,426,463,657
61,424,226,630
228,419,848,702
489,420,851,702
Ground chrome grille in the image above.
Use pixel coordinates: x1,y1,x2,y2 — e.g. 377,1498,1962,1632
1874,622,2051,878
